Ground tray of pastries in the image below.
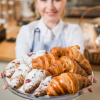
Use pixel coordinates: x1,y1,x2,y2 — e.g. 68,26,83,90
3,45,93,100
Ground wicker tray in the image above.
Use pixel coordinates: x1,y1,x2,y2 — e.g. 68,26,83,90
79,6,100,65
84,49,100,64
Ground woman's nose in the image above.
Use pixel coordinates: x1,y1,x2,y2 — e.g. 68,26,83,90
47,1,55,10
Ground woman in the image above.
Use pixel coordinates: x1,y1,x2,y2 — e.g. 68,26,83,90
0,0,98,94
15,0,84,58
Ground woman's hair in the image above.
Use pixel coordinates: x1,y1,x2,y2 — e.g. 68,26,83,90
34,0,66,19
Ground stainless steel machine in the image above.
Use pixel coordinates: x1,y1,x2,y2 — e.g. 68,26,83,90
66,0,100,18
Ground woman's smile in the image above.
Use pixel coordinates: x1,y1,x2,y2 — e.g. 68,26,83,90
45,11,57,16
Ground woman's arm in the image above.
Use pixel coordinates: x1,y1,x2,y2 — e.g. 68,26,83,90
15,26,32,58
70,25,84,54
65,24,84,54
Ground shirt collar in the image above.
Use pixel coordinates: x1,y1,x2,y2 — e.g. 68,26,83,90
37,17,48,37
37,17,64,38
52,18,64,38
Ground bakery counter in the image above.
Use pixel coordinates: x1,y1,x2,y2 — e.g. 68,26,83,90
0,39,16,62
0,21,21,62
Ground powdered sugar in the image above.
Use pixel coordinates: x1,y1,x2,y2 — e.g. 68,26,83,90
12,64,31,78
5,58,25,77
34,50,47,59
10,64,32,87
38,76,52,90
5,62,17,77
23,50,47,65
34,76,53,96
10,78,20,87
12,58,24,64
23,69,46,91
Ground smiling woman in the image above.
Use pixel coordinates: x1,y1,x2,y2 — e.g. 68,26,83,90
35,0,66,29
35,0,66,19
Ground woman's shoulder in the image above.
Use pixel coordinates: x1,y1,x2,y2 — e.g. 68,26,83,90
64,22,81,30
63,22,82,38
63,22,82,35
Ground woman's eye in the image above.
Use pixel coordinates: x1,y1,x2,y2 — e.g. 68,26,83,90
54,0,60,1
41,0,60,1
41,0,46,1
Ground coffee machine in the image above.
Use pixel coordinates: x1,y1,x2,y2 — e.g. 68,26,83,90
66,0,100,18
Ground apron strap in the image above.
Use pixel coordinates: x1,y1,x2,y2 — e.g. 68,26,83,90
30,28,40,52
34,28,40,42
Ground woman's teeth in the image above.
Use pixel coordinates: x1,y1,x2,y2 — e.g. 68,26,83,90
46,12,56,16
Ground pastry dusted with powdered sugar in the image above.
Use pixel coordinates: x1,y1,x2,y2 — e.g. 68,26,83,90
23,69,46,93
10,64,32,88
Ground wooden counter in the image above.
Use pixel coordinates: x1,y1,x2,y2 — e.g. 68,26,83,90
0,40,16,61
0,21,21,62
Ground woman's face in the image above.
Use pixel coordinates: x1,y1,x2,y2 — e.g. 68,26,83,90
36,0,66,22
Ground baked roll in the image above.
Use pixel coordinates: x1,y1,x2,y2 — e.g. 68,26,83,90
47,72,92,96
45,56,87,77
50,45,92,75
32,53,58,70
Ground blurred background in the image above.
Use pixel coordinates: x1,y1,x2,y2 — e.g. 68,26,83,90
0,0,100,100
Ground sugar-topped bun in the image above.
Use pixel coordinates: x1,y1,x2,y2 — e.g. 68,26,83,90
34,76,53,97
4,58,24,78
23,69,46,93
10,64,32,88
23,50,48,67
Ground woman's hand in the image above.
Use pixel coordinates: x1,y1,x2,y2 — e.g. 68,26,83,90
88,76,98,92
0,72,8,90
0,72,3,78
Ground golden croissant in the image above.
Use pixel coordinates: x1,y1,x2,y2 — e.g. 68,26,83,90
45,56,87,77
50,45,92,75
32,53,58,70
47,72,92,96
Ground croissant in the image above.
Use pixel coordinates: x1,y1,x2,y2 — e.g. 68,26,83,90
32,53,58,70
45,56,87,77
50,45,92,75
47,72,92,96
